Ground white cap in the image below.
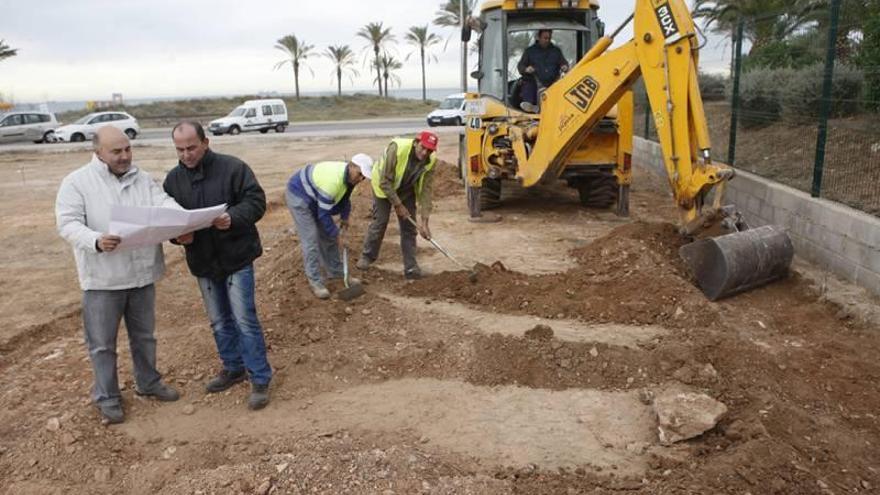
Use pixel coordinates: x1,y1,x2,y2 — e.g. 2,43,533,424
351,153,373,180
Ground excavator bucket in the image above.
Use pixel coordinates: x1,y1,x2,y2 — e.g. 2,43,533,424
679,225,794,301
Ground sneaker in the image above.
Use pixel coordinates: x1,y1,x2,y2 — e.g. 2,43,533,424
205,369,247,393
520,101,540,113
309,280,331,299
97,402,124,425
135,383,180,402
248,383,270,410
404,269,422,280
355,258,372,270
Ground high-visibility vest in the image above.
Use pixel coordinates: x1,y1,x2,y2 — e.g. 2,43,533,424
371,138,436,202
303,161,348,210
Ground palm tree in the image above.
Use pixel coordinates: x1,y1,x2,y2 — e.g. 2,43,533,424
324,45,360,97
405,25,443,102
0,40,17,62
433,0,477,27
693,0,825,54
356,22,395,97
273,35,314,100
379,54,403,98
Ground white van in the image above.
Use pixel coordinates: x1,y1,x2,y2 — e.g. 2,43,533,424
208,99,288,136
426,93,466,127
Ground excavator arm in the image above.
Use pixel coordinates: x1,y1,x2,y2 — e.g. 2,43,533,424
509,0,793,300
517,0,726,230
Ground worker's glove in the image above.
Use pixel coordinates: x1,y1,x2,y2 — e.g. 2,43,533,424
393,202,411,220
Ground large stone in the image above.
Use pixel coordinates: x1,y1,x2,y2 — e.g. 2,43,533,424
653,388,727,445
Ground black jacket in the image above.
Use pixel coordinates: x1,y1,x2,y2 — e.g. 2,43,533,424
517,42,569,86
163,149,266,280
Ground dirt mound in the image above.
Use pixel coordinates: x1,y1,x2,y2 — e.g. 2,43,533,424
524,324,554,340
432,159,464,199
401,220,713,328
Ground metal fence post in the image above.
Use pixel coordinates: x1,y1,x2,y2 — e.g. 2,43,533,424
811,0,842,198
728,20,744,166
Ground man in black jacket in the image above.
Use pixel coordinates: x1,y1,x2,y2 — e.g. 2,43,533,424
517,29,569,112
164,121,272,410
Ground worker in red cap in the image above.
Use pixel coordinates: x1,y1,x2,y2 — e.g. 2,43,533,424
357,131,438,279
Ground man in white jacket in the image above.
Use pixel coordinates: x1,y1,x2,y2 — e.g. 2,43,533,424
56,126,180,425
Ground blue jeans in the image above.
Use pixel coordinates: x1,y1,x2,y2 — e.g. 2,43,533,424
196,264,272,385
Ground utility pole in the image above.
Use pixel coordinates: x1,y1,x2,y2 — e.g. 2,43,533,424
461,0,467,92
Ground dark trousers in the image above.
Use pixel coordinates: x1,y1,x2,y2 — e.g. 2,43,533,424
360,193,419,275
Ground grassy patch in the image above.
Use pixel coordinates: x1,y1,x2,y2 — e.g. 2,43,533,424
57,93,438,128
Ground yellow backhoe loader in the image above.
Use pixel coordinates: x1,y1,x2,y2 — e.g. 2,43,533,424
459,0,793,300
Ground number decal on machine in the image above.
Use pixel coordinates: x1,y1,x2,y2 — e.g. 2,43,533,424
565,76,599,113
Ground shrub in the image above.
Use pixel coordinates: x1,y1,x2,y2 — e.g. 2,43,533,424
857,15,880,111
735,67,793,128
784,63,864,118
699,72,727,101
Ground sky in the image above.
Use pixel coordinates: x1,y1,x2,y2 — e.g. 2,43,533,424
0,0,733,103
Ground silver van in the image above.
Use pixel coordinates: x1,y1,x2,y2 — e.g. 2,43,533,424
0,111,59,144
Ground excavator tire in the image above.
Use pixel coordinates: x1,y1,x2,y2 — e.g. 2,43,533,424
576,174,618,209
480,178,503,210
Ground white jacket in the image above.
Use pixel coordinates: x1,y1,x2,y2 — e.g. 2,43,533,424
56,154,180,291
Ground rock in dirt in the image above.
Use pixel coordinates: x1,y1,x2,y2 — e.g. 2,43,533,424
524,324,554,340
45,417,61,432
182,404,195,415
653,388,728,445
94,466,111,483
256,479,272,495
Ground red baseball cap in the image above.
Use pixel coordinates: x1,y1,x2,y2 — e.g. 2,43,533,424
417,131,439,151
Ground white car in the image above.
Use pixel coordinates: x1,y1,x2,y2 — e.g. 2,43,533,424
208,99,288,136
0,111,59,144
427,93,466,127
54,111,140,143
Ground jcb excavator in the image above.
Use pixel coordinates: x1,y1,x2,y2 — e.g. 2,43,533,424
460,0,793,300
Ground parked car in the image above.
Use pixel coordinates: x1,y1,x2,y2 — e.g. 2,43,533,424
0,111,59,144
426,93,466,127
208,99,288,136
53,111,140,143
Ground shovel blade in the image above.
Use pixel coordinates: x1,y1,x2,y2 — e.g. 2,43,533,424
679,224,794,301
338,284,366,301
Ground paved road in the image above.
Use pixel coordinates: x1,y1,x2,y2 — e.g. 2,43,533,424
0,117,460,153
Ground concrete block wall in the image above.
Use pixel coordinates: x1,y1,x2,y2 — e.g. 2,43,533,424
633,137,880,296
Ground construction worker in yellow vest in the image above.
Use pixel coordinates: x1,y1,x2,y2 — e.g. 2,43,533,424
357,131,438,280
285,154,373,299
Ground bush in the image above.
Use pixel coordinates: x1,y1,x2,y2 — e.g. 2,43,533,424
699,73,727,101
784,63,864,118
735,67,793,128
857,15,880,111
743,34,823,71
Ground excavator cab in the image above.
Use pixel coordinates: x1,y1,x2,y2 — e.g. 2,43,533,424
463,0,632,215
461,0,794,301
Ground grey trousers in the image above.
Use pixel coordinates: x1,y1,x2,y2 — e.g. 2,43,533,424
82,284,162,405
286,189,343,285
361,193,419,275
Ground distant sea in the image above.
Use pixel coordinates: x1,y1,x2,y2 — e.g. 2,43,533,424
11,87,471,115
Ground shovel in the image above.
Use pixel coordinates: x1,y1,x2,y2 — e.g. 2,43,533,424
407,217,478,283
337,247,365,301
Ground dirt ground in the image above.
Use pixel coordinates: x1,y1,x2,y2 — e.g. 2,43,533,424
1,130,879,494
